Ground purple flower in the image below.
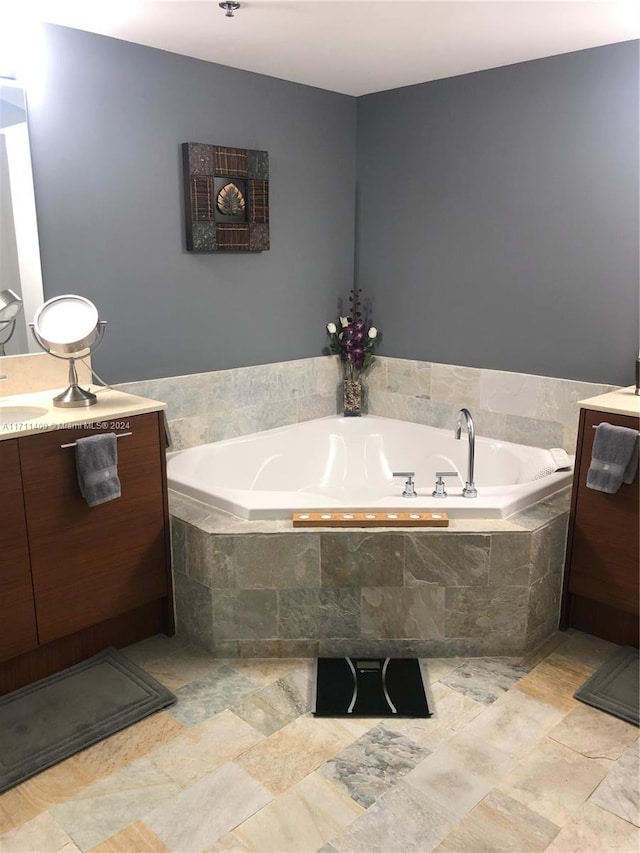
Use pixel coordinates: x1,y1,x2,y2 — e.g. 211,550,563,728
325,286,380,379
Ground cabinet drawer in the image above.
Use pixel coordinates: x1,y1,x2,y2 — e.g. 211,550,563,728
0,439,38,661
567,408,639,616
19,411,169,644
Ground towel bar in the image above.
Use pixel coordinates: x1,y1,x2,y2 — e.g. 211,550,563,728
592,424,640,433
60,431,132,449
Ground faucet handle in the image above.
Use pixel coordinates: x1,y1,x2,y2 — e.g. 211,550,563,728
392,471,417,498
432,471,457,498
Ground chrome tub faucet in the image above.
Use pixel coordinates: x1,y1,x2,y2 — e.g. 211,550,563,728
455,408,478,498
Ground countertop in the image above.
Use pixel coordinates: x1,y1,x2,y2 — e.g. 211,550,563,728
577,386,640,419
0,387,167,441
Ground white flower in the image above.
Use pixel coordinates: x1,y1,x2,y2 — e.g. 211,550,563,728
339,316,349,328
326,322,337,334
368,327,378,339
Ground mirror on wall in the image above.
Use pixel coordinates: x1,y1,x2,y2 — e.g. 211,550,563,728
0,80,44,355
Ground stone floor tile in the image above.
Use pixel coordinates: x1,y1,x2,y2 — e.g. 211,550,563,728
204,833,251,852
384,681,484,751
89,820,169,853
440,657,530,704
230,669,310,736
499,736,609,825
232,771,365,852
0,810,81,853
329,781,458,853
0,785,45,835
590,740,640,827
6,647,633,853
461,687,567,756
148,708,264,787
234,715,359,795
167,665,258,727
520,631,567,669
545,800,640,852
224,658,312,688
139,645,224,692
513,653,594,711
554,630,622,669
435,788,560,852
143,762,272,852
548,703,639,761
120,635,190,669
49,757,181,850
421,657,467,683
318,723,430,807
73,711,186,783
1,754,94,831
403,731,517,819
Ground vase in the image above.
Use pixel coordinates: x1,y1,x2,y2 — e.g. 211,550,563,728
343,379,362,417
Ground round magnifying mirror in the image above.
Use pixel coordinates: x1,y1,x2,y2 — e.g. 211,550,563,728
33,295,100,356
0,289,23,322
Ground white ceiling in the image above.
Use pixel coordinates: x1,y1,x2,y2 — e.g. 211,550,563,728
21,0,640,96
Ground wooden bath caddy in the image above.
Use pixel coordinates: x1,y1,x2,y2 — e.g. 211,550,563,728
292,511,449,528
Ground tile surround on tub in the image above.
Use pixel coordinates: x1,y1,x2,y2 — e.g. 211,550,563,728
169,487,571,658
118,355,617,453
118,357,340,451
117,355,605,656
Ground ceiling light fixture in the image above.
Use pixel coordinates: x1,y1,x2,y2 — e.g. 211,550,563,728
219,2,240,18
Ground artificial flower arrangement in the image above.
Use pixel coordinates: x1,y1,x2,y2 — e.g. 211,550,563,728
326,286,379,381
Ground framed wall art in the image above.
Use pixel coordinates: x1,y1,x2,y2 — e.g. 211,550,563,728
182,142,269,252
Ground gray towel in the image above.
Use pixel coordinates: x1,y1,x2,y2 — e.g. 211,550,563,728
75,433,121,507
587,423,639,494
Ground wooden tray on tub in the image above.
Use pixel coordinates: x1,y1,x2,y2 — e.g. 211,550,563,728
292,510,449,528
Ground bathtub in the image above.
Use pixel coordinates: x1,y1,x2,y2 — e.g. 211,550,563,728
167,415,573,520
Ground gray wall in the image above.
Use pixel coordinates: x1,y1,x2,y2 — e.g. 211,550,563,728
27,25,357,383
356,42,639,386
26,30,639,386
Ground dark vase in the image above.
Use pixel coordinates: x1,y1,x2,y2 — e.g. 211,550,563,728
343,379,362,417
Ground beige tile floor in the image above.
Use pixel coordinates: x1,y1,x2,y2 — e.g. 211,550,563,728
1,630,638,852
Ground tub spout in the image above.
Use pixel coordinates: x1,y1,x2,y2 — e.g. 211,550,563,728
455,408,478,498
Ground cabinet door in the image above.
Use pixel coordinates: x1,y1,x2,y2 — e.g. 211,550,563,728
0,439,38,661
566,408,639,619
19,412,169,644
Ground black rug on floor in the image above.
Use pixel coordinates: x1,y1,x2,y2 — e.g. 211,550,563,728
574,646,639,726
313,657,431,717
0,646,176,793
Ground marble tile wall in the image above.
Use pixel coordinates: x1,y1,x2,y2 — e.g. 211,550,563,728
118,356,342,451
170,490,570,658
365,357,619,453
118,354,617,453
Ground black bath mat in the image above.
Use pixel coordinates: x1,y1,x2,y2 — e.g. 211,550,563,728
313,657,431,717
0,646,176,793
574,646,639,726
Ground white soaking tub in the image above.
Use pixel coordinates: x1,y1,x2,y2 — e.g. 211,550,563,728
167,415,573,520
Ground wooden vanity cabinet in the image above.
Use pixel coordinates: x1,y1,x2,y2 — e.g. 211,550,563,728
0,409,174,695
561,407,639,646
0,439,38,662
